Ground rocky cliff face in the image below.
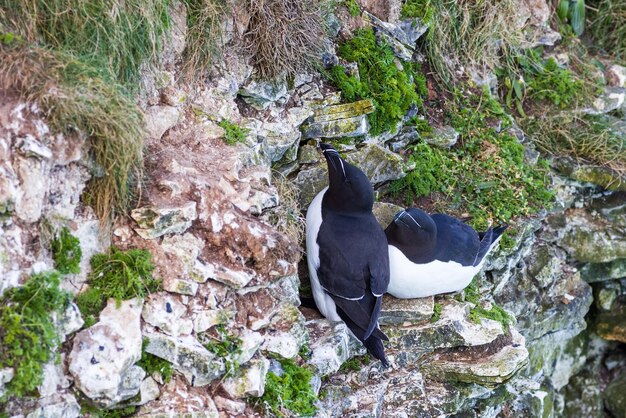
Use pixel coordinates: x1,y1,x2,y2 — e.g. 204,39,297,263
1,0,626,417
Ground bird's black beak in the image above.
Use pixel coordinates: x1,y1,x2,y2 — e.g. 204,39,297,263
320,143,347,181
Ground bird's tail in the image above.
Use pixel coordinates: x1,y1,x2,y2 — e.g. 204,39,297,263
475,224,509,266
363,336,389,368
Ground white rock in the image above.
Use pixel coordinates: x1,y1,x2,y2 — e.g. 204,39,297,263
144,333,225,387
145,105,180,140
192,309,225,333
163,277,199,296
142,292,193,337
129,376,160,406
261,305,308,359
131,202,198,239
18,137,52,159
39,359,71,397
15,157,49,223
607,64,626,87
25,393,81,418
308,320,363,376
207,263,255,289
234,329,265,366
0,367,14,399
221,358,270,398
68,298,143,407
55,302,84,340
160,233,204,266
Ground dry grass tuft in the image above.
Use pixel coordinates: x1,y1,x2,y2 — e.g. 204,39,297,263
0,43,145,226
524,113,626,178
423,0,523,86
244,0,329,79
180,0,228,78
266,172,305,247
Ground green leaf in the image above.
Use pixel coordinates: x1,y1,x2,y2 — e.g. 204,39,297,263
557,0,570,21
569,0,585,36
512,78,523,100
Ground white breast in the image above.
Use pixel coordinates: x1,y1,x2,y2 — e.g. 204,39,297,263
387,245,480,298
305,187,341,321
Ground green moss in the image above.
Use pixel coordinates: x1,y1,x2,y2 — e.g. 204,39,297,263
256,357,317,417
469,304,513,331
343,0,360,17
339,355,370,372
218,119,250,145
326,28,426,135
137,338,172,383
0,272,71,400
81,403,137,418
406,116,433,136
463,278,481,305
389,90,553,230
401,0,433,22
75,247,159,327
51,227,82,275
0,0,170,86
431,302,442,323
526,57,584,108
202,324,242,377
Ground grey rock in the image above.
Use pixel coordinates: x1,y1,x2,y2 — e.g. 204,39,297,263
379,295,434,325
302,100,374,139
129,376,160,406
25,393,81,418
0,367,14,399
344,144,409,185
606,64,626,87
388,126,420,152
582,87,626,115
424,125,459,148
131,202,198,239
604,372,626,417
298,144,321,165
142,292,193,337
261,305,308,358
581,259,626,283
163,277,199,296
221,358,270,398
399,18,430,45
69,299,143,407
55,302,84,341
293,162,328,208
372,201,404,228
307,320,365,376
239,78,289,110
18,137,53,159
144,332,225,387
192,309,227,333
145,105,180,140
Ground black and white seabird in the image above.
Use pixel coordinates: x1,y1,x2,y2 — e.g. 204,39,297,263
306,143,390,367
385,208,507,299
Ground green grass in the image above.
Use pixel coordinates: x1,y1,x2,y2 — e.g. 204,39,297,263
343,0,360,16
137,338,173,383
75,247,160,327
81,403,137,418
0,0,170,86
418,0,523,86
202,324,242,378
51,227,82,275
180,0,227,77
0,272,71,400
338,354,371,373
523,114,626,180
327,28,426,135
430,302,442,323
218,119,250,145
256,357,317,417
0,44,145,225
389,90,553,231
401,0,433,22
587,0,626,61
469,304,513,331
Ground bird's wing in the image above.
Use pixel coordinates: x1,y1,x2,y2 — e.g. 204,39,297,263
431,214,480,265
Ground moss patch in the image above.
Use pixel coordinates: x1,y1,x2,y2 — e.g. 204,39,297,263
326,28,426,135
0,272,71,400
219,119,250,145
137,338,173,383
201,324,243,377
431,302,442,323
338,354,371,373
81,403,137,418
389,90,553,230
75,247,159,327
51,227,82,275
256,357,317,417
469,304,513,331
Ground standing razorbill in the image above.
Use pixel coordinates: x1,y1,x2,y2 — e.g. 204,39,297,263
306,143,390,367
385,208,507,299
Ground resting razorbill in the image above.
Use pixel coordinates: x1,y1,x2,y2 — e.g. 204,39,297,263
385,208,507,299
306,143,390,367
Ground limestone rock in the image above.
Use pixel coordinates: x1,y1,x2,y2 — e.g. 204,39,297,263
607,64,626,87
239,78,289,110
344,144,409,185
145,105,180,140
234,329,265,366
298,144,321,165
582,87,626,115
128,376,160,406
384,301,505,351
363,11,427,61
301,100,374,139
69,299,143,407
208,263,256,289
424,125,459,148
25,393,81,418
131,202,198,239
142,292,193,337
360,0,401,23
605,372,626,417
221,358,270,398
554,157,626,192
372,201,404,228
596,298,626,343
422,330,529,386
192,309,227,333
261,305,308,358
307,320,365,376
163,277,199,296
56,302,84,341
0,367,14,399
379,295,434,325
581,259,626,283
144,333,225,387
561,209,626,263
293,162,327,208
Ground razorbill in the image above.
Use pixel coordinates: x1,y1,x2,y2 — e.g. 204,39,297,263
385,208,507,299
306,143,390,367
